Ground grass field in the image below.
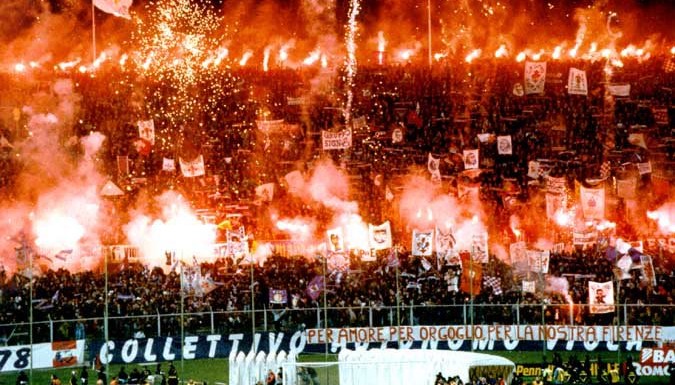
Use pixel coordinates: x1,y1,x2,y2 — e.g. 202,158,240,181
0,351,669,385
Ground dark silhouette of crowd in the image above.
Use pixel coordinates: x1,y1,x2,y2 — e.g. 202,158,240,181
0,55,673,344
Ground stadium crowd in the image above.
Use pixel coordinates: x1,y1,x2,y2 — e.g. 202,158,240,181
0,55,673,344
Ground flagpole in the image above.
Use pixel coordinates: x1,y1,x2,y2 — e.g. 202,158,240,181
91,0,97,63
427,0,432,67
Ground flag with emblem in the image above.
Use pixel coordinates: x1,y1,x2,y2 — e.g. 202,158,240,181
628,133,647,149
483,275,503,295
306,275,324,301
412,229,433,257
435,225,456,258
269,289,288,304
179,155,205,177
255,183,275,202
94,0,133,19
524,61,547,94
471,232,489,263
580,185,605,220
527,250,550,274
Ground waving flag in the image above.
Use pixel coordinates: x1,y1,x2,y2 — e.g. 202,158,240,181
306,276,324,301
94,0,133,19
427,153,441,181
589,281,614,314
412,229,433,256
580,185,605,220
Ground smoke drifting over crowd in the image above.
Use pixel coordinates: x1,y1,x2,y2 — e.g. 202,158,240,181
0,0,672,277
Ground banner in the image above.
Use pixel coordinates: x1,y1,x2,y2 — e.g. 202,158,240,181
510,242,527,265
637,162,652,175
522,280,536,294
86,328,675,365
255,119,285,133
179,155,205,178
162,157,175,172
0,340,84,372
269,289,288,304
93,0,132,19
137,119,155,145
352,116,368,131
497,135,513,155
616,178,637,199
589,281,615,314
427,153,441,181
255,183,275,202
392,128,404,144
463,149,479,170
524,61,547,94
573,230,598,246
546,176,566,194
640,255,656,286
435,226,456,258
567,67,588,95
607,84,631,97
322,129,352,150
527,250,550,274
326,227,345,253
545,193,565,220
368,221,392,250
580,185,605,220
412,229,433,256
471,233,489,263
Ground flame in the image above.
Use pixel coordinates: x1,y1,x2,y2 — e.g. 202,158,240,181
34,212,86,252
516,51,526,62
340,213,369,251
554,209,572,227
119,54,129,67
14,63,26,72
92,52,108,69
399,49,413,61
275,218,312,240
377,31,386,65
647,204,675,234
303,49,321,65
239,50,253,66
263,46,271,72
465,49,481,63
671,46,675,55
278,46,289,63
552,46,563,60
495,44,508,58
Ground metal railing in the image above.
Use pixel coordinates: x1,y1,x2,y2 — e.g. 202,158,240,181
0,303,672,345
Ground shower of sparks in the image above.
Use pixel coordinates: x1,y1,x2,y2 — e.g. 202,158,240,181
343,0,360,125
132,0,239,154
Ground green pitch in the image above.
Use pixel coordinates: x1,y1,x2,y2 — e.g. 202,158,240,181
0,351,669,385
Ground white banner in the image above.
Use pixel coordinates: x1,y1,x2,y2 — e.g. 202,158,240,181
637,162,652,175
545,193,565,220
568,67,588,95
527,250,550,274
322,129,352,150
546,176,566,194
589,281,615,314
510,242,527,264
573,230,598,246
580,185,605,220
497,135,513,155
471,232,489,263
369,221,392,250
522,280,536,294
255,183,275,202
463,149,479,170
327,227,345,253
435,226,457,258
137,119,155,145
306,325,670,344
179,155,205,177
428,153,441,181
412,229,433,256
256,119,285,133
607,84,631,97
524,61,547,94
0,340,85,372
162,157,175,172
